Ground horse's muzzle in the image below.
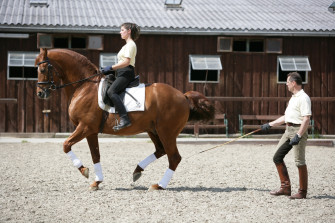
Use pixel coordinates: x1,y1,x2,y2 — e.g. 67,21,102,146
37,90,50,99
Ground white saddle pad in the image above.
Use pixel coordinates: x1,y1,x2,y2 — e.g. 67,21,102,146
98,78,145,113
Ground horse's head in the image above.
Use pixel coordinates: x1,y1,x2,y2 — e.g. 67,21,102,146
35,48,57,99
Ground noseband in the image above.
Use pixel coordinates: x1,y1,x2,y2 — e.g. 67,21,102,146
36,58,101,92
36,58,59,92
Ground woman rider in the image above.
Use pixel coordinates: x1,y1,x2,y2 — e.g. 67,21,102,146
101,22,140,131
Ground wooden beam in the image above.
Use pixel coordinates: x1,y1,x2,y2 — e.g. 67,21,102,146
0,98,17,104
207,97,335,102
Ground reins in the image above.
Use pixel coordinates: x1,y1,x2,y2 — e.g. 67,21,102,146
186,128,261,159
36,58,101,91
55,73,101,89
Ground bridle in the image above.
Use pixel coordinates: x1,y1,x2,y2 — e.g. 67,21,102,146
36,58,101,93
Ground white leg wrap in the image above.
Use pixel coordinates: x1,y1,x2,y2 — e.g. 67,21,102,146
66,151,83,168
158,168,174,189
94,162,104,182
138,154,157,169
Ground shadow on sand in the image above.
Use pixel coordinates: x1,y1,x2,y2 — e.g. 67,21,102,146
310,195,335,200
115,186,271,193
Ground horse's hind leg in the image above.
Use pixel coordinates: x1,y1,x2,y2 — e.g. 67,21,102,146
149,137,181,191
86,134,103,190
133,131,166,182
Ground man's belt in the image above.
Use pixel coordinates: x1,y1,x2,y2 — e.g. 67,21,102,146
286,122,301,127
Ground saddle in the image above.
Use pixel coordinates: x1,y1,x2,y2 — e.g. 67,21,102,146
103,74,140,107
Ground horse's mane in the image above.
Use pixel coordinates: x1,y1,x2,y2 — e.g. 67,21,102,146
49,49,98,75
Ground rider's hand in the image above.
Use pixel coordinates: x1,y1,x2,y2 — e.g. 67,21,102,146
101,66,113,75
289,134,301,146
261,123,271,132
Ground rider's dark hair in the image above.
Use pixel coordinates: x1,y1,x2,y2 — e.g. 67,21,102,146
122,22,140,41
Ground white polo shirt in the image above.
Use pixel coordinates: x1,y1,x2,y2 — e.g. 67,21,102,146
117,40,137,67
284,89,312,124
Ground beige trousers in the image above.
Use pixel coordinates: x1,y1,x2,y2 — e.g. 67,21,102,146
275,126,308,166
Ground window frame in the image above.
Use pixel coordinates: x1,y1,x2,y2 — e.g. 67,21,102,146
218,37,282,54
277,56,311,84
7,51,39,80
189,55,222,83
37,33,104,50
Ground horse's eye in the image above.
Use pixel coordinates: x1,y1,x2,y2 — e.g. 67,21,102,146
39,66,46,73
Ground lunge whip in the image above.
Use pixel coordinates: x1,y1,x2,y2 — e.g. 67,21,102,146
187,128,261,159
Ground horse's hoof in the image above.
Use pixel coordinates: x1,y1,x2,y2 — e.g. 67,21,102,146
133,172,142,182
80,167,89,179
89,181,101,191
132,165,143,182
148,184,165,192
89,186,99,191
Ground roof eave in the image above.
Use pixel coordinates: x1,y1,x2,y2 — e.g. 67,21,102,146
1,25,335,37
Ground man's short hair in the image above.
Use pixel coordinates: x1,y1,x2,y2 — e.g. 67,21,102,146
288,72,302,85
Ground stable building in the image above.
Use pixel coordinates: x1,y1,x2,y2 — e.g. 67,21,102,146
0,0,334,135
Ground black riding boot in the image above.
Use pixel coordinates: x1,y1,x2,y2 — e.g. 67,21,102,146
110,93,131,131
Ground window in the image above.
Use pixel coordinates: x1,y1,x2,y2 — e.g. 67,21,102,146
71,36,86,48
54,36,68,48
189,55,222,83
30,0,48,7
88,36,103,50
218,37,281,53
165,0,183,10
7,52,39,80
217,37,232,52
328,1,335,13
249,40,264,52
232,39,264,52
37,34,103,50
100,53,117,68
266,39,282,53
233,39,247,52
38,34,52,48
165,0,182,6
277,56,311,84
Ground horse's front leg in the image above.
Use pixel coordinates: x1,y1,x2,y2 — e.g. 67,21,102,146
86,134,103,191
64,125,90,179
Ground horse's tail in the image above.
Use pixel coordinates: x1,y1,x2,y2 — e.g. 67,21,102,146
184,91,215,122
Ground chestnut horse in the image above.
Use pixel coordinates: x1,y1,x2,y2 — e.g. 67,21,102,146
35,48,214,191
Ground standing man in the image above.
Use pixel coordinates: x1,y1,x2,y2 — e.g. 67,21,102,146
261,72,311,199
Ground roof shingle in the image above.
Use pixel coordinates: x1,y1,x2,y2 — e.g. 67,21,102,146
0,0,334,35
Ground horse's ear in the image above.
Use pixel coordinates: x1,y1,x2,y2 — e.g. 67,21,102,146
40,48,48,59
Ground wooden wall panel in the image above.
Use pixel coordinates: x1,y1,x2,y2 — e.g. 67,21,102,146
6,80,18,132
25,81,34,132
0,34,334,134
34,92,44,132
